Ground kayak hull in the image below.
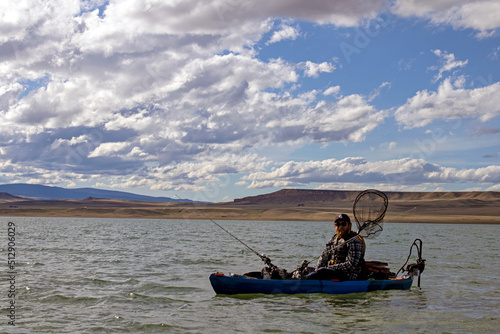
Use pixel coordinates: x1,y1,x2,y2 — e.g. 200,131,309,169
209,273,413,295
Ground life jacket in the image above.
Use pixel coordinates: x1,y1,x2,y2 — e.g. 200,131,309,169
329,232,365,265
358,234,366,252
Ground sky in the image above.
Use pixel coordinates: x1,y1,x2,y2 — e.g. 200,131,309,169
0,0,499,203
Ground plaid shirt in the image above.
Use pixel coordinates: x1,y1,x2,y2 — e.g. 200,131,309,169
316,231,365,280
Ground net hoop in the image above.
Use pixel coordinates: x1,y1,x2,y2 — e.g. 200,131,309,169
353,189,388,239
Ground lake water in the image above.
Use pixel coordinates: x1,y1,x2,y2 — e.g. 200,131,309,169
1,217,499,333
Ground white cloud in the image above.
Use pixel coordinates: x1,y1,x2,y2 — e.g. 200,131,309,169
395,78,500,128
392,0,500,36
487,184,500,191
302,61,336,77
368,81,391,101
1,15,385,178
0,83,23,114
70,0,387,55
323,86,341,96
0,0,498,196
242,157,500,189
430,49,468,81
114,153,272,193
267,23,300,44
88,142,130,158
0,0,80,43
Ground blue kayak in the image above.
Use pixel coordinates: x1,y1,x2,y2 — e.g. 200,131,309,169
209,273,414,295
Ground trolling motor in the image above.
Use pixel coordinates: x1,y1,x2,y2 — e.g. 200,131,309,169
398,238,426,287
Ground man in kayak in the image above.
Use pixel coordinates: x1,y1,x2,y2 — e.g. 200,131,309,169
306,213,365,281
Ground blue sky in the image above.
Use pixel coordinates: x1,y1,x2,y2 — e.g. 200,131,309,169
0,0,499,202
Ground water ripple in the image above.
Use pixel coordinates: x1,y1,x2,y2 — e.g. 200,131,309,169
2,218,499,333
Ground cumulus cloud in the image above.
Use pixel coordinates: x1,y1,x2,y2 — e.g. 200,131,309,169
392,0,500,36
243,157,500,189
267,23,300,44
323,86,341,96
301,61,336,77
395,78,500,128
95,153,272,194
88,142,130,158
0,0,498,195
0,0,389,192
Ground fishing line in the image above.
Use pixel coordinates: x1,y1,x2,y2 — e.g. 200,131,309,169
193,205,277,267
207,215,261,259
173,193,277,267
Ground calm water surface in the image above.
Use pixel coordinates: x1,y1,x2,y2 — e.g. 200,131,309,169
1,217,499,333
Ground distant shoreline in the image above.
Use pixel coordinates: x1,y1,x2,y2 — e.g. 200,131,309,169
1,189,499,224
1,206,499,224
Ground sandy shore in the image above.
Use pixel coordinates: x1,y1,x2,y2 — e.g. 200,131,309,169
1,200,499,224
1,189,499,223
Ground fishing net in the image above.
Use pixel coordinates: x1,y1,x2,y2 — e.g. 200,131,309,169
353,189,388,239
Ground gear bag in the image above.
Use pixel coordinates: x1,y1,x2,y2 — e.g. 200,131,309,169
362,261,395,280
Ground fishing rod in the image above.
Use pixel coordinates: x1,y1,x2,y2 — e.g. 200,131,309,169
199,209,278,269
174,194,279,269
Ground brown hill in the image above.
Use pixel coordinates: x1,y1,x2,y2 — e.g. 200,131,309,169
233,189,357,204
1,189,499,223
224,189,500,224
231,189,500,205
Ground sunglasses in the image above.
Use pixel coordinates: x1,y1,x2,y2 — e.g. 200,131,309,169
334,221,348,227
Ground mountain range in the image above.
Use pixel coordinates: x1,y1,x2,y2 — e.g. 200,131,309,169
0,183,193,202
